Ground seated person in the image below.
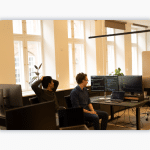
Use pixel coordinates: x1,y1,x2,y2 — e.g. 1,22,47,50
70,73,108,130
31,76,59,112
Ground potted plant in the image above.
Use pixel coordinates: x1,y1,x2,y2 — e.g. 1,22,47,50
29,63,42,86
109,67,124,76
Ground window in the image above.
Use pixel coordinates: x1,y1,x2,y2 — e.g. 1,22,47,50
15,56,21,83
13,20,22,34
13,20,42,91
14,41,25,88
74,20,84,39
26,20,41,35
68,20,85,87
106,27,115,75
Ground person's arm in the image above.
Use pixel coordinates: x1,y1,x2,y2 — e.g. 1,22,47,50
88,103,97,115
31,77,43,97
83,108,93,114
52,79,59,92
70,91,80,108
70,90,95,114
88,103,94,111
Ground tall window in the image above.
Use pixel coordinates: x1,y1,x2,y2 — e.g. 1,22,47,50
68,20,85,87
106,27,115,75
13,20,42,91
131,29,138,75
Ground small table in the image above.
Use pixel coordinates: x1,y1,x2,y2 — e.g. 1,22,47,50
90,96,149,130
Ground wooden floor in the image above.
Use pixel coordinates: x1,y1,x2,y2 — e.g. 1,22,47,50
89,106,150,130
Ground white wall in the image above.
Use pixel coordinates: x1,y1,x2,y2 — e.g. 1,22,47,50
0,20,16,84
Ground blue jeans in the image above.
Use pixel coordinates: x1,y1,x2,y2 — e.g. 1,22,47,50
84,110,108,130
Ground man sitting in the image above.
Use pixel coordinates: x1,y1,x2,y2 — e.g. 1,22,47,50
70,73,108,130
31,76,59,112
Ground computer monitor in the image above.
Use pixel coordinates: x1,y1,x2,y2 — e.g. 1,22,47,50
0,84,23,108
5,101,57,130
118,75,143,95
91,76,118,92
91,76,105,91
105,76,118,92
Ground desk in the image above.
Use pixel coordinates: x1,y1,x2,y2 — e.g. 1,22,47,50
90,96,149,130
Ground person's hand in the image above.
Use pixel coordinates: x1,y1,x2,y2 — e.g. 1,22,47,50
41,76,44,81
90,110,98,115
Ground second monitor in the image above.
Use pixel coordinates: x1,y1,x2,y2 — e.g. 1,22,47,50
91,76,118,92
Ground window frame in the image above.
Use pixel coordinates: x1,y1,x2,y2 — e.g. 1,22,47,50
106,27,116,75
13,20,43,91
68,20,86,87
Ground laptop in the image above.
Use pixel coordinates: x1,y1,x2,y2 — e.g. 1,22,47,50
58,107,88,130
5,101,57,130
110,91,125,102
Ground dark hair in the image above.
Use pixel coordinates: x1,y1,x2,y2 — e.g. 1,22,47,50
42,76,52,88
76,73,87,84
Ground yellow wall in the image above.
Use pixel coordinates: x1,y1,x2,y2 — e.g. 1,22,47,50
54,20,70,89
124,23,132,75
95,20,107,75
0,20,16,84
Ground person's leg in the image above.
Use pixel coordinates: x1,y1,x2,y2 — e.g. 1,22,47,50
95,110,108,130
84,113,100,130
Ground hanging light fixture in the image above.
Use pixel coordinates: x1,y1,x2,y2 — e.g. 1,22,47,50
89,29,150,39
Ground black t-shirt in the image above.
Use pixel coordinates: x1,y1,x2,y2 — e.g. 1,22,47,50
31,79,59,112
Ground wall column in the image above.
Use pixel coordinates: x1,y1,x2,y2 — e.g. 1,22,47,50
95,20,107,75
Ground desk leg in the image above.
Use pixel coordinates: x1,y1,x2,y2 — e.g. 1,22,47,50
111,105,114,120
136,107,140,130
108,105,120,122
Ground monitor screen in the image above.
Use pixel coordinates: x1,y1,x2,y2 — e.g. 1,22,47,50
91,76,118,92
105,76,118,92
0,84,23,108
91,76,105,91
118,76,143,94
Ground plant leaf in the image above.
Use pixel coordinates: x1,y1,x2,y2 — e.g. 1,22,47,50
39,63,42,69
34,65,38,69
32,72,40,75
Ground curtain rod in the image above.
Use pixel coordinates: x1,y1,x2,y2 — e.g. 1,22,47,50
89,29,150,39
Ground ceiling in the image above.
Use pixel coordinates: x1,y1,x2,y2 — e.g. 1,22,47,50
121,20,150,27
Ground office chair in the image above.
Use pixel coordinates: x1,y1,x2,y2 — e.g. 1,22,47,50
29,96,66,110
64,95,94,128
29,96,39,104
